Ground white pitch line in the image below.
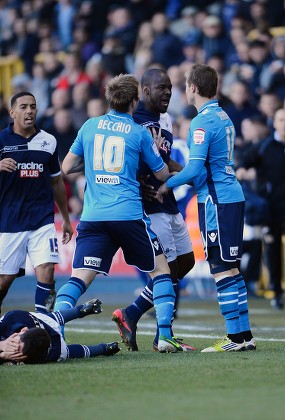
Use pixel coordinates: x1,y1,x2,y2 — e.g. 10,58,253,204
65,326,285,342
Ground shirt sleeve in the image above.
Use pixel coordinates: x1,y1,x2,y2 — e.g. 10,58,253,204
70,126,84,157
166,157,204,188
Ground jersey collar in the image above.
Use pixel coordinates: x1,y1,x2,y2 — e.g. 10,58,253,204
7,123,40,140
108,109,133,121
198,99,218,114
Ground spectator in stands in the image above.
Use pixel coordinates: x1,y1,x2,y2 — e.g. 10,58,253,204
201,15,231,62
70,82,90,131
55,50,92,93
223,80,260,141
86,98,108,119
236,116,270,296
258,91,283,133
8,17,39,75
100,32,128,77
54,0,75,51
48,108,77,163
39,87,71,133
167,65,188,121
241,108,285,310
29,62,49,120
260,35,285,101
103,5,138,56
72,23,100,67
151,12,184,69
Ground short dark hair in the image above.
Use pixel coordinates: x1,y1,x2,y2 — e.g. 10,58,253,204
105,74,139,113
10,92,35,108
185,64,218,98
20,328,51,364
140,68,169,89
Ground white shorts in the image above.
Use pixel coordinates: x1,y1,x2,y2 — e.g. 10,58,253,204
148,212,193,262
0,224,60,276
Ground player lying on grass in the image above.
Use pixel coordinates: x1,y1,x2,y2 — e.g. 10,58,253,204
0,299,120,364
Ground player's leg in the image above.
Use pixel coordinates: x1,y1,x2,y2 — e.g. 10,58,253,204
201,201,254,352
51,298,103,325
0,274,16,315
66,342,120,359
0,232,27,314
113,219,186,353
114,214,177,349
28,224,60,313
54,221,116,312
233,268,256,350
34,263,56,313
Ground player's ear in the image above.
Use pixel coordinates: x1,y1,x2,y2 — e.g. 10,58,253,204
143,86,150,96
20,327,29,333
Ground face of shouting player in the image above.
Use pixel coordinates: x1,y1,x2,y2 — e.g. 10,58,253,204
145,73,172,115
10,95,37,137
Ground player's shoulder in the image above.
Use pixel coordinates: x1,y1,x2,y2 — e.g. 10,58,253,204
33,129,58,153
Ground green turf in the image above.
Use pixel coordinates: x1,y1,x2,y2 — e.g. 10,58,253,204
1,298,284,420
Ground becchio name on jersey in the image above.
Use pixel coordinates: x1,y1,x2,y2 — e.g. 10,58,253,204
98,119,131,133
17,162,44,178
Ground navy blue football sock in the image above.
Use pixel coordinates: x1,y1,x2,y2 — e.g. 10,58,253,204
126,276,154,323
67,343,107,359
35,281,55,313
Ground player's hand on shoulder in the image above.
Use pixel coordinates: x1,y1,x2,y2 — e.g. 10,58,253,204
0,158,17,172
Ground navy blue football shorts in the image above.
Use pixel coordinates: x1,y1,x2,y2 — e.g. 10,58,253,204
72,219,164,274
198,199,245,262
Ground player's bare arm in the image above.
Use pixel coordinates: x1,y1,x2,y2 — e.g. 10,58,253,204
62,151,84,175
51,175,73,244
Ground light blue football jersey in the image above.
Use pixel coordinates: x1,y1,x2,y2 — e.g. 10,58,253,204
166,100,244,204
70,110,165,221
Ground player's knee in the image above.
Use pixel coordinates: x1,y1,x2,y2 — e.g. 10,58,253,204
207,247,237,275
35,262,55,283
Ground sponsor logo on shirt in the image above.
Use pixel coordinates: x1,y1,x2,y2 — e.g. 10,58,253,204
193,128,205,144
95,175,120,184
230,247,238,256
18,162,44,178
84,257,102,267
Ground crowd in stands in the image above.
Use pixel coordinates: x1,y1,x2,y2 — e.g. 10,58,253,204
0,0,285,303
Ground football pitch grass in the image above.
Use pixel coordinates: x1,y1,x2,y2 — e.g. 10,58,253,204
1,298,285,420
